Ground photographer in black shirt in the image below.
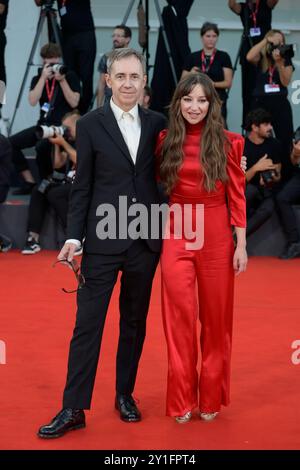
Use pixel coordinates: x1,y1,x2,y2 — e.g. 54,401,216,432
182,22,233,122
276,132,300,259
21,109,79,255
247,29,294,181
244,108,282,237
35,0,96,114
228,1,279,128
9,43,80,194
0,0,9,113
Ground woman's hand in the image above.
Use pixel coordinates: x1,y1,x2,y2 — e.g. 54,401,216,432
272,48,284,64
233,246,248,276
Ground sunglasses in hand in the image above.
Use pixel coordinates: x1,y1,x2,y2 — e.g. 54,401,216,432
52,258,85,294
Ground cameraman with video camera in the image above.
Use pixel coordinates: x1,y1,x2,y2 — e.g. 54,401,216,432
246,29,294,181
9,42,80,195
34,0,96,114
244,108,282,237
276,128,300,259
21,109,80,255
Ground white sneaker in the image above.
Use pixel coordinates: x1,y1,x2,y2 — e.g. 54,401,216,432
21,237,41,255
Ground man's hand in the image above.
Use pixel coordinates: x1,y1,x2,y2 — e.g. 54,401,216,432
254,154,276,172
42,64,53,81
49,134,66,146
54,70,66,82
241,155,247,173
58,242,77,262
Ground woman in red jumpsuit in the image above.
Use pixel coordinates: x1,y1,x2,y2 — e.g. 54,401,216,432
156,73,247,423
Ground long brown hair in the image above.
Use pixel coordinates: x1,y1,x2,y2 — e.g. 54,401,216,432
159,73,229,194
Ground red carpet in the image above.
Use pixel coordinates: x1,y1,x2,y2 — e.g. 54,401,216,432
0,251,299,450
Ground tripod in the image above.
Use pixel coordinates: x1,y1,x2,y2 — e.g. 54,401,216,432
122,0,177,86
8,4,64,135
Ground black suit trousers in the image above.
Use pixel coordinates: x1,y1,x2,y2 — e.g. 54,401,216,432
63,239,160,409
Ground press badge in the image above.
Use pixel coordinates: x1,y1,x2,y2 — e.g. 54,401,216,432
250,27,261,37
60,6,67,16
41,102,50,113
264,84,280,93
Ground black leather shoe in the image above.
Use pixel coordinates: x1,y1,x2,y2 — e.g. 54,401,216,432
115,394,141,422
37,408,85,439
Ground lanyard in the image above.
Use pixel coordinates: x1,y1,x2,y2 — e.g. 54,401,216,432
249,0,260,29
201,49,216,73
45,78,56,102
268,66,276,84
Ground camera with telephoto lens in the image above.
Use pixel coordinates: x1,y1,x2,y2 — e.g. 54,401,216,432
47,63,68,75
36,125,66,140
38,171,66,194
266,42,294,60
261,169,277,187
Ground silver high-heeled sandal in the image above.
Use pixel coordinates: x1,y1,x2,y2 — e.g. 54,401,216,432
200,411,219,422
175,411,192,424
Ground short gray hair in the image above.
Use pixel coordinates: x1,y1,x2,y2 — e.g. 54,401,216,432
107,48,146,75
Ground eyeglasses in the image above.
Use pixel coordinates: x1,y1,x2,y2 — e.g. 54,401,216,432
52,259,85,294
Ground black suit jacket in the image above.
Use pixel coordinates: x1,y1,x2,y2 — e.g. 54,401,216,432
67,103,167,254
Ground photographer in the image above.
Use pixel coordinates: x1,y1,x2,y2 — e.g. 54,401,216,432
244,108,281,237
246,29,294,181
276,132,300,259
0,133,12,252
228,1,279,128
9,43,80,195
97,25,132,107
0,0,9,113
35,0,96,114
21,109,80,255
181,22,233,122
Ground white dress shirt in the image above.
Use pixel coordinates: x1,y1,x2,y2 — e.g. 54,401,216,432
66,98,141,249
110,98,141,164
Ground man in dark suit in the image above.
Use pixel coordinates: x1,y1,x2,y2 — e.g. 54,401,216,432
38,48,167,439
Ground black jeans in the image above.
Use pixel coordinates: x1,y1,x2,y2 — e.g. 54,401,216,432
9,126,53,179
276,171,300,243
62,30,96,114
246,183,275,237
46,182,71,230
27,182,71,234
